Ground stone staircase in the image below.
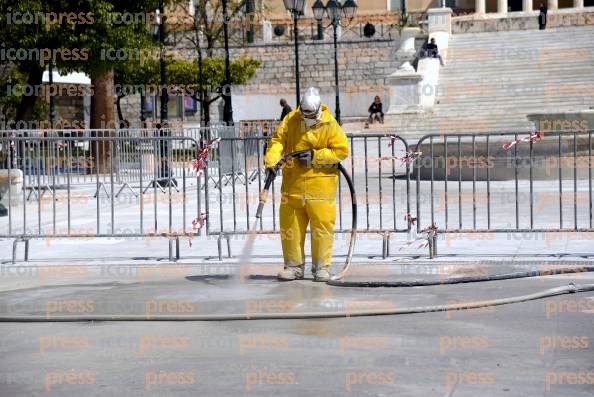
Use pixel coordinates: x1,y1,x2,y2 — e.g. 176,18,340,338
372,25,594,139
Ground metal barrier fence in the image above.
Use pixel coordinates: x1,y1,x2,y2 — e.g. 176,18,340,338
204,130,594,260
0,127,252,197
1,135,202,262
1,129,203,192
1,129,593,262
413,131,594,256
203,133,412,259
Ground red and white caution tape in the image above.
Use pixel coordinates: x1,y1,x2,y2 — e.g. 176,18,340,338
191,137,221,177
399,223,437,251
387,135,398,147
386,135,422,163
188,213,208,247
380,150,422,165
404,213,417,226
502,131,542,151
417,224,438,249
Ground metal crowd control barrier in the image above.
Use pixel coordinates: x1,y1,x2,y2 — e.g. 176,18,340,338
183,125,266,188
0,134,202,262
1,129,200,195
2,129,592,262
413,130,594,257
203,133,412,260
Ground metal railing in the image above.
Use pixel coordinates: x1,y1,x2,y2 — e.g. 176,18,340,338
1,134,203,262
1,129,202,191
203,130,594,260
413,131,594,255
259,22,399,44
203,133,412,259
1,128,593,262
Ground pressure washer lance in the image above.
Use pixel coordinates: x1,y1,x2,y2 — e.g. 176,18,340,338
255,151,358,281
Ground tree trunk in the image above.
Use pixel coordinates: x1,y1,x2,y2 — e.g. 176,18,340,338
90,70,115,173
15,67,43,127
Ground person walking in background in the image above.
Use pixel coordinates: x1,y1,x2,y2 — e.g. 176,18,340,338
365,96,384,128
539,3,547,30
279,98,292,121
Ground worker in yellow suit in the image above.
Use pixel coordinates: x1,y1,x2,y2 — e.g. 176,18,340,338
265,87,349,281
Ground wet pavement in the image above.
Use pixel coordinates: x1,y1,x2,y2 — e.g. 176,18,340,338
0,262,593,396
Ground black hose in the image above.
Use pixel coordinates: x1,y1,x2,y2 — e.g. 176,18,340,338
1,282,592,322
332,163,357,280
328,266,594,287
255,169,276,219
250,154,593,290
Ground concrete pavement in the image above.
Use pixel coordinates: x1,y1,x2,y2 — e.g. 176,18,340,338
0,261,593,396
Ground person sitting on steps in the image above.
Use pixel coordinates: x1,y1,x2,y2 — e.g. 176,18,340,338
365,96,384,129
423,37,445,66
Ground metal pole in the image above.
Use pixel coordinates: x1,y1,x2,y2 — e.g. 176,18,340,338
159,1,168,123
158,0,172,183
293,12,301,105
49,63,56,129
246,0,255,44
140,89,146,128
317,21,324,40
222,0,234,125
198,50,204,126
332,19,341,125
195,6,205,127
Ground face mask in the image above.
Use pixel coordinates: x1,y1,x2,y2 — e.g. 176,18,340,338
304,117,319,128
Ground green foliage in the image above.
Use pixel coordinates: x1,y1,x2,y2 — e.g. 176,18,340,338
168,57,261,90
0,0,182,122
115,56,261,99
0,0,170,75
0,66,47,122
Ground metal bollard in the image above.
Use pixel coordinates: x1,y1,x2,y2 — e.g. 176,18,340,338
217,234,224,261
175,237,180,260
226,235,232,258
381,232,390,259
428,231,438,259
11,238,29,264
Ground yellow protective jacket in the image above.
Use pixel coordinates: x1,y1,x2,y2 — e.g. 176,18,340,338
264,104,349,200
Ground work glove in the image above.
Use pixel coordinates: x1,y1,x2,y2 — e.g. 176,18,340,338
292,149,314,168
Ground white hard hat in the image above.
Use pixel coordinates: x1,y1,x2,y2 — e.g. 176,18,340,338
300,87,321,118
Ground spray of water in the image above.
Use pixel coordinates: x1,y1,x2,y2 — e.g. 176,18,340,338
234,219,260,282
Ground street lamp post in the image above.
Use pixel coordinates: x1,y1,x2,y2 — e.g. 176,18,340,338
194,3,205,129
222,0,234,126
151,4,168,124
246,0,255,44
312,0,358,125
283,0,306,106
316,21,324,40
140,88,147,128
151,3,175,187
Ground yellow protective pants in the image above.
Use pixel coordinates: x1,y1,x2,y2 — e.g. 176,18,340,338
279,173,337,269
